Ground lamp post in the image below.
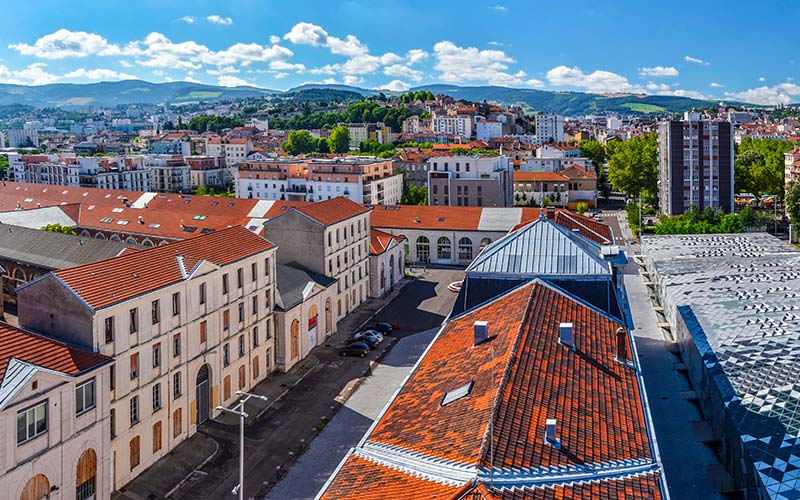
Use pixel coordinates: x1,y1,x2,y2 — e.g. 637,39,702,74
216,391,268,500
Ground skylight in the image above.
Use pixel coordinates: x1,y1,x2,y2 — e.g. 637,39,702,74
441,381,474,406
193,215,207,220
112,207,124,213
100,217,113,223
117,220,130,225
182,226,197,233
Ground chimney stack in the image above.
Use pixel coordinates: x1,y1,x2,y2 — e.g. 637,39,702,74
616,327,629,364
544,419,560,448
559,322,574,349
473,320,489,346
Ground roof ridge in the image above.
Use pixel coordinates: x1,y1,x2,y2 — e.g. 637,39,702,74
477,460,660,489
556,211,611,244
360,441,476,485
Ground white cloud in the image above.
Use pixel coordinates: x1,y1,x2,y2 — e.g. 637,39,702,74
343,75,363,86
0,63,60,85
206,15,233,26
183,76,201,83
9,29,121,59
384,64,423,81
118,60,133,68
269,60,306,72
546,65,640,93
684,55,709,66
709,82,724,88
341,54,381,74
321,78,337,85
646,82,671,92
179,16,195,24
272,72,289,79
433,40,539,87
327,34,368,57
638,66,678,77
380,80,411,92
758,76,766,82
205,66,240,76
63,68,137,81
489,4,508,11
406,49,428,64
217,75,249,87
284,22,328,46
724,83,800,105
269,35,281,45
668,89,707,99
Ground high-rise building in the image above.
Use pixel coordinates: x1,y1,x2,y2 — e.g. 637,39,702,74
658,112,733,216
535,113,564,144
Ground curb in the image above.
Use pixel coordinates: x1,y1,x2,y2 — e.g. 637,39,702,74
165,436,220,499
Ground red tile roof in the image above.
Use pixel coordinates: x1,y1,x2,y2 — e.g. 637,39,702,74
370,228,402,255
514,171,568,182
52,226,274,310
560,164,597,180
293,197,369,226
0,322,110,379
472,473,663,499
370,205,486,231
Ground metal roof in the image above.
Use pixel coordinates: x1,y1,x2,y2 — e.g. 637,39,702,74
276,263,336,311
0,223,131,271
466,217,609,276
643,233,800,500
0,205,78,229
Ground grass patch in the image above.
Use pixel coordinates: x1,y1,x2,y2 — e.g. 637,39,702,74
621,102,666,113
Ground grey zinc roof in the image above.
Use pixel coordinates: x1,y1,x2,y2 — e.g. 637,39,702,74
0,206,78,229
643,233,800,500
0,223,132,271
276,263,336,311
0,359,37,410
476,207,523,231
466,217,609,276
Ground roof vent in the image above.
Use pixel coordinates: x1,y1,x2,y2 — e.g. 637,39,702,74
615,327,632,366
544,418,561,448
473,320,489,346
559,322,574,349
413,216,421,223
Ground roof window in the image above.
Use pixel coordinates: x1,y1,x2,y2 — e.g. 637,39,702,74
100,217,113,223
441,381,474,406
117,220,129,226
193,215,207,220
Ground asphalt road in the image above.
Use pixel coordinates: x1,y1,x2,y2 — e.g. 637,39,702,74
169,269,461,500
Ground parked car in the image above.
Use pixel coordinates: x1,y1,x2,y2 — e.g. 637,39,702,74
359,334,381,349
354,329,383,342
341,342,369,357
370,322,394,333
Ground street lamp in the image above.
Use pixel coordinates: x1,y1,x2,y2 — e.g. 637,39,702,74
216,391,268,500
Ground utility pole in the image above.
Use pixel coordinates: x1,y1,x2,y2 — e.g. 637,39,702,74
216,391,268,500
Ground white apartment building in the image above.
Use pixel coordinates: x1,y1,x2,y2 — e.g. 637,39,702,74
476,120,503,142
263,197,371,322
236,158,403,205
0,323,113,500
205,138,252,167
427,154,514,207
535,114,565,144
144,155,192,193
7,129,39,148
431,115,472,139
9,153,151,192
16,226,278,494
786,148,800,187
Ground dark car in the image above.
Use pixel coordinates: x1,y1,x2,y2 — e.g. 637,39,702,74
370,322,393,333
359,335,381,349
341,342,369,357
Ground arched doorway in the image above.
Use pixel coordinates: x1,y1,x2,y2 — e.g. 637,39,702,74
380,263,386,293
389,255,395,287
325,298,332,334
416,236,430,263
195,364,211,425
290,319,300,360
20,474,49,500
76,449,97,500
308,305,319,349
458,237,473,261
437,237,451,261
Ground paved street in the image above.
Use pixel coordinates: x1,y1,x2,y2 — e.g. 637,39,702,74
115,268,461,500
266,327,439,500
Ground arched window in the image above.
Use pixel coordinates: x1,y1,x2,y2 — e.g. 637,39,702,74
437,237,451,260
480,238,492,251
325,298,332,334
290,319,300,360
110,235,121,242
12,268,26,282
20,474,50,500
79,230,91,238
126,237,138,245
416,236,430,263
95,233,106,240
142,239,154,248
76,449,97,500
308,305,318,330
458,237,473,261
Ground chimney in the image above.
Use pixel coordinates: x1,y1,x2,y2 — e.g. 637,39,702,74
559,322,574,349
473,320,488,346
546,206,555,218
544,419,560,448
616,327,630,364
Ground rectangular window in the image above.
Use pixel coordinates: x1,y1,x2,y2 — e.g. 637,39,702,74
238,335,245,357
104,317,114,343
152,383,161,411
129,308,138,334
252,327,259,348
130,353,139,380
172,292,180,316
223,343,230,366
173,334,181,358
152,343,161,368
17,401,47,444
130,435,140,471
265,319,272,340
200,321,207,344
75,379,95,415
199,283,206,305
265,258,270,277
110,366,115,391
266,348,271,370
173,372,182,399
151,299,160,325
110,408,116,438
152,421,162,453
222,273,229,294
238,303,244,322
252,296,258,315
238,365,246,389
223,309,230,331
130,396,139,424
173,408,182,438
237,268,244,288
251,262,257,282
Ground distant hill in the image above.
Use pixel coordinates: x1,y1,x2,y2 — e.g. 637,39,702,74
281,88,366,103
0,80,278,108
287,83,379,96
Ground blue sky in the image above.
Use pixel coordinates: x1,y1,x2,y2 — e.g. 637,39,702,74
0,0,798,104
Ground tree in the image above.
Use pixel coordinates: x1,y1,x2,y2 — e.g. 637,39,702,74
735,137,793,197
327,126,350,153
786,181,800,224
283,130,317,155
578,140,606,174
40,223,77,235
607,133,658,202
576,202,588,215
316,137,330,154
400,184,428,205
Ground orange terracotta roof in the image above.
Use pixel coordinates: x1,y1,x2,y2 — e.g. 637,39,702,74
370,228,402,255
319,454,464,500
293,197,369,226
370,205,485,231
479,473,662,499
0,322,110,379
52,226,274,310
560,164,597,180
514,171,568,182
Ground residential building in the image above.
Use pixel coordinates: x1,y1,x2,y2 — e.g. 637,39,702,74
262,197,370,321
0,131,5,149
475,119,503,141
274,264,337,372
513,171,570,207
520,156,590,172
236,157,403,205
658,112,734,215
339,123,391,149
16,226,278,491
7,129,39,148
427,154,513,207
561,164,598,208
9,154,151,192
535,113,565,144
148,139,191,156
536,143,581,159
0,322,113,500
368,229,404,298
205,137,252,168
431,115,472,139
186,155,229,189
143,155,191,193
401,115,420,134
785,147,800,188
